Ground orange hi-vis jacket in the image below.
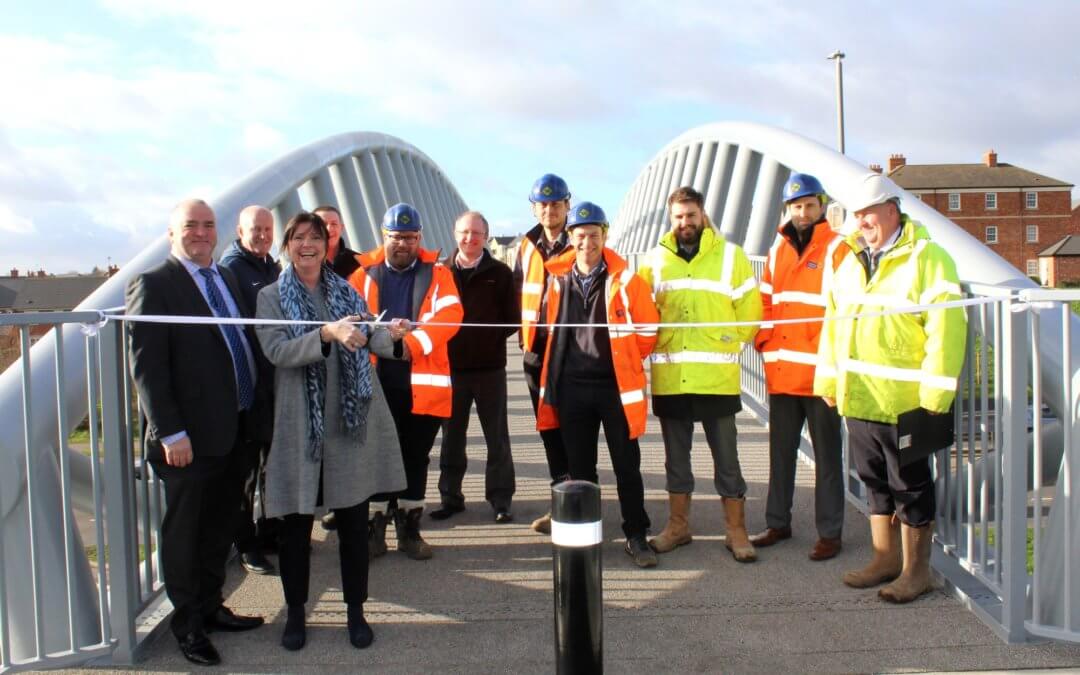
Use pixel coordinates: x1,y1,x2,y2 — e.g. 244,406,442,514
536,248,659,439
514,224,569,353
754,219,848,396
348,247,463,418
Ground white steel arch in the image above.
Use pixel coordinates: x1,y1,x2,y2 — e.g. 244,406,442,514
0,132,466,666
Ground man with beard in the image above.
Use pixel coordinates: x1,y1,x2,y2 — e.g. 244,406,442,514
349,203,462,560
640,187,763,563
750,174,848,561
513,173,573,534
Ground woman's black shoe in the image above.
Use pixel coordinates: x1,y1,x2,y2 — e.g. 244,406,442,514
347,605,374,649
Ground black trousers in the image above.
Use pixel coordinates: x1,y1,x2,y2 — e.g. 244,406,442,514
375,385,443,503
846,417,935,527
277,501,370,607
150,434,248,638
559,378,650,538
438,368,516,511
765,394,845,538
523,349,571,483
234,440,277,553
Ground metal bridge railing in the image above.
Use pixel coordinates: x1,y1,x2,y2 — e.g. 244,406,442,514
0,311,165,672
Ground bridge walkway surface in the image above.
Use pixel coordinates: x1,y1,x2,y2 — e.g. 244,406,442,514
80,348,1080,674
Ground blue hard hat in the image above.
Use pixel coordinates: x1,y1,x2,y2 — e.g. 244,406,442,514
783,173,827,203
382,203,422,232
566,201,608,229
529,173,571,203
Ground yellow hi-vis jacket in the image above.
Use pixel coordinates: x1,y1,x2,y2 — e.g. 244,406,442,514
639,227,762,396
813,216,967,424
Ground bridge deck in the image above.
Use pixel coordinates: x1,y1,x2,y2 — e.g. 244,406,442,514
100,350,1080,673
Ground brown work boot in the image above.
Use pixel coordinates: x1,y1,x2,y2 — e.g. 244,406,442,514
531,512,552,535
842,514,901,588
394,507,433,560
749,526,792,547
368,511,389,560
722,496,757,563
879,522,934,603
649,492,693,553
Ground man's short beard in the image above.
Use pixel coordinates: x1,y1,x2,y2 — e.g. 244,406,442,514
678,226,703,246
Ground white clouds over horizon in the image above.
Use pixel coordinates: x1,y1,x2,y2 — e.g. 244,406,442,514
1,1,1079,270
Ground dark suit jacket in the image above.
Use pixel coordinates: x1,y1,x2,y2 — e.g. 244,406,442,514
126,255,266,462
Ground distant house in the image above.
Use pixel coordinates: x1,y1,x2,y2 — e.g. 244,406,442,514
488,235,522,265
1,270,112,369
1038,235,1080,287
884,151,1075,283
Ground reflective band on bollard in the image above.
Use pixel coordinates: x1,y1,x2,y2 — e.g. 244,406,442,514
551,480,602,674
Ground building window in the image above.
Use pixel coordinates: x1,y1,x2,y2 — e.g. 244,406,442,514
1026,260,1038,277
985,192,997,209
1026,192,1038,209
985,225,998,244
1026,224,1039,243
948,193,960,210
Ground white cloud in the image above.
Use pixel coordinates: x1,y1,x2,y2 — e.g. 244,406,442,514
242,123,285,152
0,204,35,234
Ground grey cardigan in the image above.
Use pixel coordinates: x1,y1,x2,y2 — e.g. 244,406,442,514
255,281,405,518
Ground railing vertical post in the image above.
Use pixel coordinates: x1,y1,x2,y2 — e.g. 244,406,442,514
999,296,1029,641
99,318,139,661
551,481,603,674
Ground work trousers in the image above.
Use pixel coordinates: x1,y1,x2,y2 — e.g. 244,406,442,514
523,349,571,483
764,394,844,538
846,417,935,526
278,501,370,607
559,378,650,538
151,431,248,638
438,367,516,512
234,440,277,553
659,414,747,498
373,385,443,503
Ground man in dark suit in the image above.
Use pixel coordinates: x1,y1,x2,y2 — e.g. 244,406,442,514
126,198,266,666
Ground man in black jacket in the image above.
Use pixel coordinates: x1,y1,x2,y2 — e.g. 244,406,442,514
316,205,362,279
126,199,267,666
431,211,519,522
218,205,280,576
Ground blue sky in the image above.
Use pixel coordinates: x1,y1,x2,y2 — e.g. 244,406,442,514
2,1,1078,273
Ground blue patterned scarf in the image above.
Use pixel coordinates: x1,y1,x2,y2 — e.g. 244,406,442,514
279,263,373,461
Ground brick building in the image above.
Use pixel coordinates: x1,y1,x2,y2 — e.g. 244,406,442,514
1037,235,1080,287
882,151,1075,283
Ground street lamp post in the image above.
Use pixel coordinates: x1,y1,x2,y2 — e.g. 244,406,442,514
827,50,845,154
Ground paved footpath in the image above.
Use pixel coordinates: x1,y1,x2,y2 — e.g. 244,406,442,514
96,352,1080,674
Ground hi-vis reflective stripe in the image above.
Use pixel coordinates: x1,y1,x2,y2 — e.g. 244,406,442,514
759,282,774,295
651,351,740,365
551,520,602,547
772,290,826,307
730,276,757,300
433,295,460,313
919,280,963,305
522,309,538,321
656,278,732,295
620,389,645,405
411,373,452,387
362,275,373,300
412,329,434,355
761,348,820,366
521,282,544,295
816,364,837,378
839,358,958,390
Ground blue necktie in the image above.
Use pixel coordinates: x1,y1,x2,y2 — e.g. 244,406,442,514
198,268,255,410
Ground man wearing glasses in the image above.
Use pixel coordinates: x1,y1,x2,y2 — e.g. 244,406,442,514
350,204,462,560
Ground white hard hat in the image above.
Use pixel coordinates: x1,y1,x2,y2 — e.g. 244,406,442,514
845,173,902,213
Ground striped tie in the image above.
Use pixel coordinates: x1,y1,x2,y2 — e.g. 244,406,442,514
197,268,255,410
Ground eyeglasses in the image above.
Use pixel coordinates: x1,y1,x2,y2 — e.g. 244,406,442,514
386,233,420,244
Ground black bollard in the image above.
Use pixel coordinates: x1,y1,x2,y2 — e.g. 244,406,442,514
551,480,603,674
